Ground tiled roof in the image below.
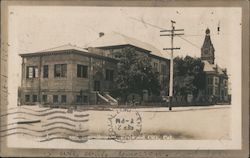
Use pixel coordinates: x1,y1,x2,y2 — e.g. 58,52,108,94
86,32,170,59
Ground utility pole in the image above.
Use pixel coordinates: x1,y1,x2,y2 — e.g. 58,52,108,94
160,20,184,111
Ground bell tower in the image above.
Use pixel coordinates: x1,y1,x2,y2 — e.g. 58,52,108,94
201,28,215,64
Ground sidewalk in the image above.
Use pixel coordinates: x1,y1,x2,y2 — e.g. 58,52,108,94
125,104,231,112
9,104,231,113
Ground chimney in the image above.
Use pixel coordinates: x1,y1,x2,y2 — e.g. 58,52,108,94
99,32,104,37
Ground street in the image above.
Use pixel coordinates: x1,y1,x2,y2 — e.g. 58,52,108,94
87,105,231,140
2,104,231,142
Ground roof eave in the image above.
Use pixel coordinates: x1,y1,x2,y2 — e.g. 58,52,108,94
19,49,88,57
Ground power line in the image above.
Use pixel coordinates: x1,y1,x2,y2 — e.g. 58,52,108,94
176,35,201,50
128,16,165,30
128,16,202,51
127,16,229,51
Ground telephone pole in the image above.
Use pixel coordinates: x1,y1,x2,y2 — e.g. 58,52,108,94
160,20,184,111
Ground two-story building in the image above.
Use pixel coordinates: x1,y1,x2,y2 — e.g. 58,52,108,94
19,32,170,106
19,44,118,106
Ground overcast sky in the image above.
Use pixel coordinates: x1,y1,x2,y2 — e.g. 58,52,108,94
7,6,241,106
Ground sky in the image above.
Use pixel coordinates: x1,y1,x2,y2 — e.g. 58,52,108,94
7,6,241,106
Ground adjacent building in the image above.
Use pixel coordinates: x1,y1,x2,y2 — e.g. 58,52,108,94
201,28,229,103
19,32,170,106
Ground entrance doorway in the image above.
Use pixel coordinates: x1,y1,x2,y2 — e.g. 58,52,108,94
94,81,100,91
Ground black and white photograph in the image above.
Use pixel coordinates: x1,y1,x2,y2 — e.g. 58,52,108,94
0,2,246,155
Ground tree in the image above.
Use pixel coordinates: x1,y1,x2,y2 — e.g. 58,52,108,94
111,47,161,103
173,56,205,101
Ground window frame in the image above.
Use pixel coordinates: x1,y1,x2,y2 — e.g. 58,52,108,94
25,95,30,102
76,95,88,104
77,64,88,78
42,95,47,103
32,95,38,102
26,66,39,79
53,95,59,103
105,69,114,81
43,65,49,78
161,64,167,75
207,77,213,85
76,95,82,104
54,64,67,78
61,95,67,103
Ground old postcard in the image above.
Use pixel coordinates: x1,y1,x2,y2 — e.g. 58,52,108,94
0,0,249,157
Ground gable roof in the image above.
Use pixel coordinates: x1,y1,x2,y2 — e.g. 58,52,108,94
85,32,170,59
203,60,227,76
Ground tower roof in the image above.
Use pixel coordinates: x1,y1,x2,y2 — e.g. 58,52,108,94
202,28,214,49
205,28,210,35
201,28,215,64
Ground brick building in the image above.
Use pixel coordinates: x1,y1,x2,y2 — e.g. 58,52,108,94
19,32,170,106
201,28,229,103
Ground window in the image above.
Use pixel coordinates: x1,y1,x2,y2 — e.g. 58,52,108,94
154,62,158,69
221,90,224,97
224,80,228,88
61,95,67,103
43,65,49,78
54,64,67,77
76,95,82,103
105,69,114,81
77,64,88,78
94,81,100,91
25,95,30,102
83,96,88,103
214,77,219,85
162,77,167,87
76,95,88,104
114,54,121,59
32,95,37,102
42,95,47,102
26,66,38,78
207,87,213,95
215,87,219,95
207,77,213,85
53,95,59,103
161,64,167,75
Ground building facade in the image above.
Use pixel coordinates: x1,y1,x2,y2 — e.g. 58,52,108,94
201,28,229,103
19,45,118,106
19,33,170,106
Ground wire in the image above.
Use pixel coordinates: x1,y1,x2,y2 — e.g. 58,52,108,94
127,16,203,51
127,16,230,52
128,16,166,30
176,35,201,50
